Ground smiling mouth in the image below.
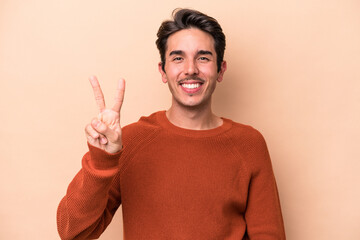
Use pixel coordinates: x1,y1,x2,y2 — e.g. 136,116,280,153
179,81,204,94
178,76,205,93
181,83,202,89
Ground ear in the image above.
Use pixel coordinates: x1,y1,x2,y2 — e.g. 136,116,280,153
158,62,167,83
217,61,227,83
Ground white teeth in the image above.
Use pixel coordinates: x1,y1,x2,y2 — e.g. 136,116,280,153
182,83,200,89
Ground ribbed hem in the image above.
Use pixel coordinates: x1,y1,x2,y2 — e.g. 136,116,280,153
156,110,233,138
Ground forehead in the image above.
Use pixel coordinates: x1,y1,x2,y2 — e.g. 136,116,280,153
166,28,215,55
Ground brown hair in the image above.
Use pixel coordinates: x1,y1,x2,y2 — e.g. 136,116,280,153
156,8,226,72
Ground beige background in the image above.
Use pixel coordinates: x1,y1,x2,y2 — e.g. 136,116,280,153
1,0,359,239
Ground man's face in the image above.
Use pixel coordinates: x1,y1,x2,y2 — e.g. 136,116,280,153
159,28,226,109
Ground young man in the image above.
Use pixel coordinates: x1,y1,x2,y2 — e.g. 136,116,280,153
57,9,286,240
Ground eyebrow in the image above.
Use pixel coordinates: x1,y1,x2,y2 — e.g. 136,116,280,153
169,50,184,56
168,50,213,56
198,50,213,56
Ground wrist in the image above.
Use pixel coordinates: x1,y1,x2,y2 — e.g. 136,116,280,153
87,142,122,170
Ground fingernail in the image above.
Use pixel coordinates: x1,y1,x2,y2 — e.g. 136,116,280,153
100,137,108,144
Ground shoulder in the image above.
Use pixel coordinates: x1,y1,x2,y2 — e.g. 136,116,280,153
224,118,267,147
122,111,162,144
226,119,273,171
224,119,270,164
118,112,163,170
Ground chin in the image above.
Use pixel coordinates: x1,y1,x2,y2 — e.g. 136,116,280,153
180,99,209,109
173,94,210,109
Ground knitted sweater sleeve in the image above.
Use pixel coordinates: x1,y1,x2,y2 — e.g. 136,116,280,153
244,130,286,239
57,143,122,240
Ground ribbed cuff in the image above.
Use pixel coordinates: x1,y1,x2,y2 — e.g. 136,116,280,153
87,142,122,170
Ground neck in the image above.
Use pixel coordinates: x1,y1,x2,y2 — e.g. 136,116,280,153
166,99,223,130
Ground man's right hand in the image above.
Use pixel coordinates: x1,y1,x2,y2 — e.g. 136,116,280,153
85,76,125,154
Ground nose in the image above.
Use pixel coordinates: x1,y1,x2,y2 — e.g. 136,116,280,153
184,59,199,75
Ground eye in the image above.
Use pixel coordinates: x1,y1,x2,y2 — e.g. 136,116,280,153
173,57,183,62
198,57,210,62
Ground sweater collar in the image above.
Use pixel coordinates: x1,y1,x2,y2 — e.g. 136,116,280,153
156,110,233,138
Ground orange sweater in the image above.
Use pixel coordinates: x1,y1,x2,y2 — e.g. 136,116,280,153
57,111,285,240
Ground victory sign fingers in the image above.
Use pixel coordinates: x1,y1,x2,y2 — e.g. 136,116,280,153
86,76,125,153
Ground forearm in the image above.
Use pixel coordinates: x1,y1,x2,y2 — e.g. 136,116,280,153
244,131,286,239
57,144,122,240
245,174,286,239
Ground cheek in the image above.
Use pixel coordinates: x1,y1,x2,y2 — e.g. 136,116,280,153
201,68,218,80
198,63,217,74
166,65,183,78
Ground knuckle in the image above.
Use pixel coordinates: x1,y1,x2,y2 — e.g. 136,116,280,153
97,122,107,133
85,124,91,133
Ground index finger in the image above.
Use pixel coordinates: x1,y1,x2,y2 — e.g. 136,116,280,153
112,78,125,112
89,76,106,112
